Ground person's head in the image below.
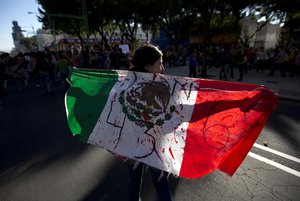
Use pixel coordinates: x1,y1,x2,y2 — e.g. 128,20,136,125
131,44,164,73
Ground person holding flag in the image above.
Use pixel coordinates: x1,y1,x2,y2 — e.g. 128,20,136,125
65,44,278,201
128,44,173,201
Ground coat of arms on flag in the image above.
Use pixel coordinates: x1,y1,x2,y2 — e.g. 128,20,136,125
65,68,279,179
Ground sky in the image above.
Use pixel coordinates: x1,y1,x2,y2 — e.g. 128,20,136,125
0,0,42,52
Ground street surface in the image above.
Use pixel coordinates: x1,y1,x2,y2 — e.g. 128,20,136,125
0,68,299,201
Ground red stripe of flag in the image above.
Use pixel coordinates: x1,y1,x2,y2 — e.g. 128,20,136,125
180,79,279,179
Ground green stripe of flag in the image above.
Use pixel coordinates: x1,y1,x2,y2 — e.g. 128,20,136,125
66,68,119,142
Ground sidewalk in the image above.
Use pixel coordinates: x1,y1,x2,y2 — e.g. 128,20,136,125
164,65,300,102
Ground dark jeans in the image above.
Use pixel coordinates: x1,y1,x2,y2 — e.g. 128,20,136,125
237,64,245,80
40,71,53,93
268,62,287,77
59,68,71,92
219,63,229,80
255,60,265,73
128,163,173,201
189,65,197,78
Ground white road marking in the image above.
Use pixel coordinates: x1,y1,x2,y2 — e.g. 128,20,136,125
253,143,300,163
248,152,300,177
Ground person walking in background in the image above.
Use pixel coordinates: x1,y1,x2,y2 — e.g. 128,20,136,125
243,45,252,73
291,48,300,77
255,47,267,73
229,44,237,79
109,46,118,69
127,44,173,201
167,48,174,68
268,46,288,77
36,51,54,96
236,48,247,81
55,51,72,92
219,48,230,80
196,48,202,73
14,53,30,91
288,46,298,77
89,51,101,69
188,50,198,78
71,48,81,67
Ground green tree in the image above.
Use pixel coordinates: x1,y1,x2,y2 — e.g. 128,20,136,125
36,0,298,63
37,0,91,50
182,0,252,77
261,0,300,47
143,0,189,46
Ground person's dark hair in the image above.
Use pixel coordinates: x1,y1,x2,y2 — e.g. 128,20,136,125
131,44,162,72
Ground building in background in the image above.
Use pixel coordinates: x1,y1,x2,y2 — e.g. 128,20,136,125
35,29,66,50
153,17,282,50
11,17,284,53
240,17,281,50
11,21,25,52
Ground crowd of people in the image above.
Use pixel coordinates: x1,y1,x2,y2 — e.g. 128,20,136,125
0,45,132,98
1,43,299,103
186,44,300,81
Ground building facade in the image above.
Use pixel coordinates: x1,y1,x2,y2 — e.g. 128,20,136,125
240,17,281,49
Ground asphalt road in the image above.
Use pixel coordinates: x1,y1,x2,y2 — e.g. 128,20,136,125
0,75,299,201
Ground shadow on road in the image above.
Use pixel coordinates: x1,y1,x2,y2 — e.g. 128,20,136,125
0,83,179,201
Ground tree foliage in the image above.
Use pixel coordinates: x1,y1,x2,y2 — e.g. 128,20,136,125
260,0,300,46
37,0,92,49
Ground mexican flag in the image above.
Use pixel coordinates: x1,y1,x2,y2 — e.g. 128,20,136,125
65,68,279,179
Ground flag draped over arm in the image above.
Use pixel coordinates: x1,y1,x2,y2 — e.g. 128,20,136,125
65,68,279,179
